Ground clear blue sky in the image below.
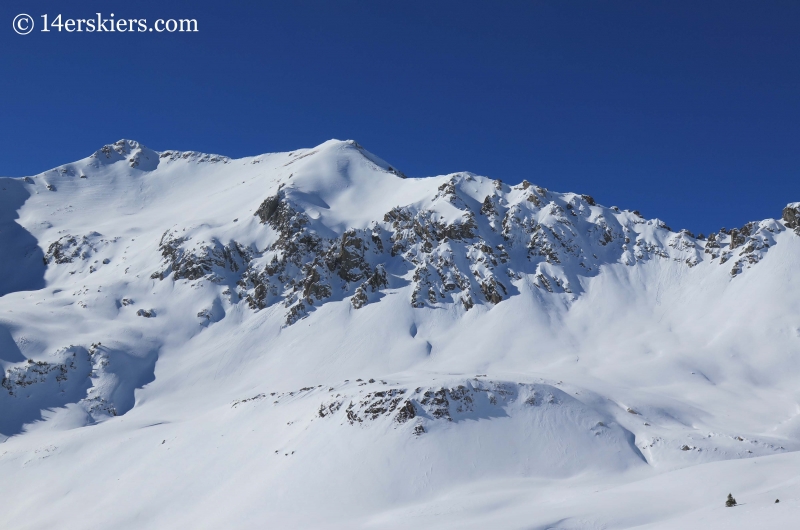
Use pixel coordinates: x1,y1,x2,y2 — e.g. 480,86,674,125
2,1,798,234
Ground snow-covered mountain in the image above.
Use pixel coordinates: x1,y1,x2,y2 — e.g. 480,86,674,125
2,139,800,529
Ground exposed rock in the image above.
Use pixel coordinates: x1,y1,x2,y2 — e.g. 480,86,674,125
479,277,506,304
480,195,497,217
45,234,102,264
147,176,789,325
2,357,77,397
151,230,250,282
315,380,566,435
254,189,284,225
783,203,800,232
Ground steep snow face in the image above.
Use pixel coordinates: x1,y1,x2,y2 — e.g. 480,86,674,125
1,139,800,529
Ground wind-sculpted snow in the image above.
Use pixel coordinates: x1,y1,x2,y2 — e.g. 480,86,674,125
1,138,800,528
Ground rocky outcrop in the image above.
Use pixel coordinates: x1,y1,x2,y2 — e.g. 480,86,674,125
151,230,250,283
352,265,388,309
254,189,288,226
1,355,81,397
147,172,798,325
305,379,575,436
45,233,106,264
701,220,782,276
784,203,800,233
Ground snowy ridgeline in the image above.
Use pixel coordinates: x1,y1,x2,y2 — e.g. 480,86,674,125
0,139,799,529
35,140,800,328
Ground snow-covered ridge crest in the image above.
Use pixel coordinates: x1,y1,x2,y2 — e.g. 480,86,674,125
119,139,228,166
89,138,229,163
14,138,799,327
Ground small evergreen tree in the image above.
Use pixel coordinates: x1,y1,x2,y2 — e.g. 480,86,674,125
725,493,737,507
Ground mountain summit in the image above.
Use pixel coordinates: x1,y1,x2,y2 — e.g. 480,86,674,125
1,140,799,529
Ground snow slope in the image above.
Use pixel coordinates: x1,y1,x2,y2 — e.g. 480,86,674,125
1,139,799,528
